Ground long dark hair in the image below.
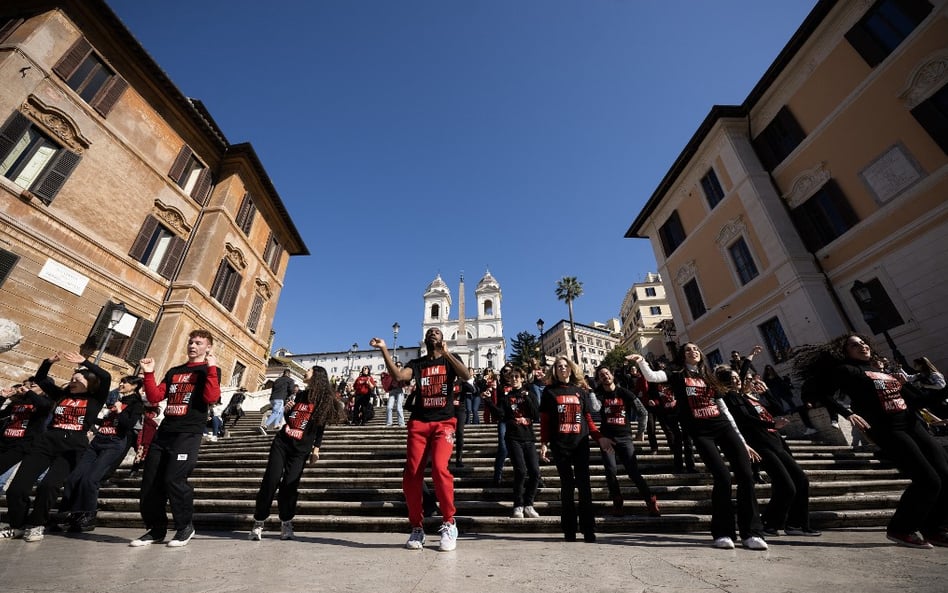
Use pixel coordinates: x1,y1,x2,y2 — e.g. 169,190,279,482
302,366,347,426
791,333,874,404
674,342,725,393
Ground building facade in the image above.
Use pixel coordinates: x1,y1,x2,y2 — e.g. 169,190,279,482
626,0,948,372
276,346,422,386
0,1,307,387
619,272,676,359
539,318,621,374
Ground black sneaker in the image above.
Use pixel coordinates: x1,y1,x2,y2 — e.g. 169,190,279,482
785,526,821,536
167,524,195,547
129,529,166,547
762,526,780,537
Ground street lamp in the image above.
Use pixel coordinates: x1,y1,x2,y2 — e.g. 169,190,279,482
486,348,494,369
536,318,545,363
850,280,907,369
94,301,127,365
392,322,400,363
347,342,358,378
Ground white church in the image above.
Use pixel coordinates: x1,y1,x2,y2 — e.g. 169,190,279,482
422,270,506,370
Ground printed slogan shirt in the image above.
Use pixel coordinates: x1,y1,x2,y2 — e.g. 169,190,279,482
595,385,639,440
0,392,51,441
539,383,601,451
405,356,457,423
278,394,326,453
145,361,221,434
833,363,912,430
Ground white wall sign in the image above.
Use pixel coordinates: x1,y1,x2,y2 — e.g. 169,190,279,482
38,259,89,296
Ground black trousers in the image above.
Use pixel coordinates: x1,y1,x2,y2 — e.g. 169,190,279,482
507,438,540,507
552,439,594,538
601,437,652,503
689,421,763,540
61,435,128,513
756,435,810,530
657,411,695,471
5,429,88,528
874,418,948,535
254,435,309,522
139,431,201,532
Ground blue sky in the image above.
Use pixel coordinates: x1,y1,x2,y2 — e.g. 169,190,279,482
108,0,817,356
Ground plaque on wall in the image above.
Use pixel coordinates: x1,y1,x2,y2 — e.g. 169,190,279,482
859,144,924,204
38,258,89,296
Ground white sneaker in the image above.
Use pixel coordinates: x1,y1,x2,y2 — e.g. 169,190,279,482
803,427,818,436
0,527,24,539
523,506,540,518
743,536,769,550
280,520,294,540
129,529,165,547
405,527,426,550
511,506,524,519
712,536,735,549
23,526,44,542
438,521,458,552
167,524,195,547
249,520,264,541
831,421,840,429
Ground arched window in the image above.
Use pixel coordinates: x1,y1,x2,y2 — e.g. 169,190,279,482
483,299,493,316
431,303,440,319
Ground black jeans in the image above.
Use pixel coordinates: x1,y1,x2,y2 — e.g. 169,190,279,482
61,435,128,513
254,435,309,522
5,429,88,528
874,418,948,534
139,431,202,532
552,439,594,538
689,420,763,540
601,437,652,503
657,412,695,471
507,438,540,507
756,435,810,530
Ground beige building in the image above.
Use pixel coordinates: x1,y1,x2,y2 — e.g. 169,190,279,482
619,272,677,360
626,0,948,373
0,1,307,387
539,318,621,374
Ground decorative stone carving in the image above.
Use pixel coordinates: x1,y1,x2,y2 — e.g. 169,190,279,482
224,242,247,270
675,260,697,286
153,200,192,236
899,49,948,109
21,95,90,154
715,215,746,248
782,162,830,208
255,278,272,300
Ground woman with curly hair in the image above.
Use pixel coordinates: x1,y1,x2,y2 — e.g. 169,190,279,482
629,344,767,551
249,366,346,541
793,333,948,549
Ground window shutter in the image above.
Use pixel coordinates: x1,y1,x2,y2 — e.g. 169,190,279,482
32,149,81,204
0,248,19,287
0,18,25,44
168,145,192,184
223,272,241,312
210,261,228,300
247,294,264,333
192,167,212,203
85,301,117,350
52,38,92,81
128,215,158,262
125,318,155,365
157,234,186,280
0,111,31,162
91,76,128,117
269,244,283,270
237,192,256,233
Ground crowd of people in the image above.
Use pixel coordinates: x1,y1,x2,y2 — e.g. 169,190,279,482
2,327,946,553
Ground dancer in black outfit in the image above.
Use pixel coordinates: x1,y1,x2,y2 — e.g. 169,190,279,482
630,345,768,551
794,333,948,549
250,365,345,541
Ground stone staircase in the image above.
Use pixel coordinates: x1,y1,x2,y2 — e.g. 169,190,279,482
89,409,906,534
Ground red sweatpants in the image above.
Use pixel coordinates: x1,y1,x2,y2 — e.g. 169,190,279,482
403,417,457,527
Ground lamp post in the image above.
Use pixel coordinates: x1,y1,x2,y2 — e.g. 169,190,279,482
486,348,494,369
536,318,545,363
850,280,907,369
392,322,400,363
94,301,127,365
347,342,358,379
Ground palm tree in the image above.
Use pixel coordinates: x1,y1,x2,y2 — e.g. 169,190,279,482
555,276,583,364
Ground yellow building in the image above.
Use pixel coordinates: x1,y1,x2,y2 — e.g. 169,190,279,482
626,0,947,372
0,1,307,386
619,272,676,360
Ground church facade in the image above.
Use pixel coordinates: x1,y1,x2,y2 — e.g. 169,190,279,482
422,271,505,370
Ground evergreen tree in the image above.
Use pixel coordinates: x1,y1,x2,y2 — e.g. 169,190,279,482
509,331,542,369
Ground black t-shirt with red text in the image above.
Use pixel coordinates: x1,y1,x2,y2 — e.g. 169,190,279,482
595,385,638,440
34,358,109,434
145,362,221,434
276,393,327,453
539,383,600,450
833,362,911,429
405,356,457,422
0,392,51,441
95,394,145,440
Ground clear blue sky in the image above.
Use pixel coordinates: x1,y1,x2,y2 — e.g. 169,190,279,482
108,0,817,356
